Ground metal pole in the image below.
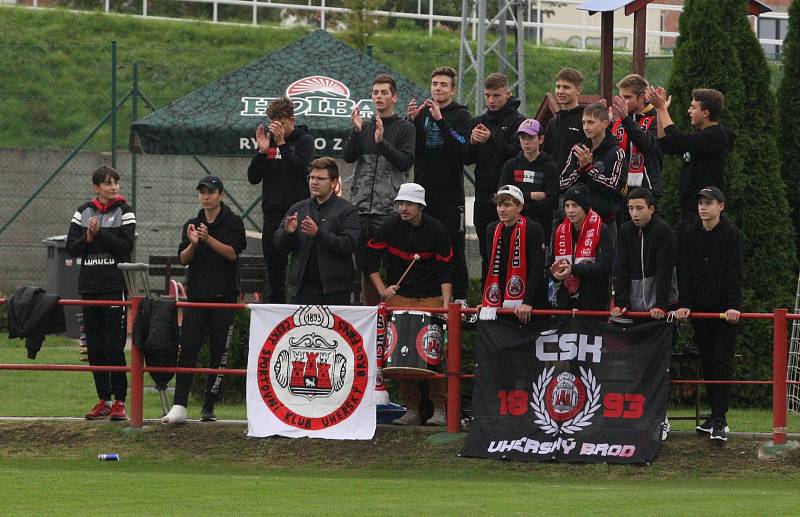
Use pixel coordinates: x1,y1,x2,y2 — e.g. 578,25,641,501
321,0,326,29
458,0,468,106
633,8,646,76
429,0,434,36
773,308,789,445
129,296,144,428
131,63,139,212
446,302,463,433
111,41,117,169
253,0,258,25
143,0,148,17
515,0,525,114
476,0,486,112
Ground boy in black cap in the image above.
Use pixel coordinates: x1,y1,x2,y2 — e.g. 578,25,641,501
163,175,247,424
549,184,613,310
67,166,136,421
675,186,742,442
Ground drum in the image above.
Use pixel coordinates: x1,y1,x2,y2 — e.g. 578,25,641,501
382,310,447,377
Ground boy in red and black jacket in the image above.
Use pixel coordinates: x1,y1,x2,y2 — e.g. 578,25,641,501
67,166,136,421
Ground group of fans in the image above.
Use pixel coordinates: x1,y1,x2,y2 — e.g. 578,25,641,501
66,65,742,442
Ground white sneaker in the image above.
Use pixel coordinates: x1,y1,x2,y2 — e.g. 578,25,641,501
661,416,671,441
374,390,390,405
426,409,447,426
392,409,421,426
161,404,187,425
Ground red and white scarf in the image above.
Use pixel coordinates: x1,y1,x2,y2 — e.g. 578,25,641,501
480,217,527,320
552,210,602,298
612,109,655,188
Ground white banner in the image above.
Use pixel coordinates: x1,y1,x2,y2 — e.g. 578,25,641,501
247,304,377,439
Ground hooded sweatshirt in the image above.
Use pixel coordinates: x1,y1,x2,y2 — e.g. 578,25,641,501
178,202,247,301
560,132,628,220
614,105,663,197
497,151,559,236
67,195,136,295
412,101,472,195
247,124,314,221
543,105,585,172
659,123,736,216
344,114,415,216
464,97,526,199
678,214,742,312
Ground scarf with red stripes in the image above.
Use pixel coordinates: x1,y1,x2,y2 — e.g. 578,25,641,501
612,110,655,188
480,217,527,320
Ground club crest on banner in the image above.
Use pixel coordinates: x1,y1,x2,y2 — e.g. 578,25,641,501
530,366,601,436
256,305,369,430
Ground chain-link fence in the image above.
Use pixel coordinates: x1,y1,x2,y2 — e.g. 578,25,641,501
3,41,785,297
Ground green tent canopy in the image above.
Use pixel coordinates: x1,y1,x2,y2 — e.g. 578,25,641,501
130,30,430,157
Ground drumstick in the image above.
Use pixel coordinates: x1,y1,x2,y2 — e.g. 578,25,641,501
395,254,420,288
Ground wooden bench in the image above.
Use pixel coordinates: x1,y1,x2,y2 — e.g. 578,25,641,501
147,254,266,300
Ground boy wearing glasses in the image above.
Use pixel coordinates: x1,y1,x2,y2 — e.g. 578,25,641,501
274,157,361,305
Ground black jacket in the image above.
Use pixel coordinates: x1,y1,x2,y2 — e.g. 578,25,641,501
543,105,585,173
344,114,416,215
7,286,66,359
178,203,247,301
464,97,526,199
66,196,136,295
412,101,472,195
132,297,179,388
485,218,547,308
497,152,560,237
247,124,314,222
274,195,361,296
659,123,736,217
678,215,743,312
365,213,453,299
615,106,663,197
560,132,628,220
551,222,613,311
614,216,678,312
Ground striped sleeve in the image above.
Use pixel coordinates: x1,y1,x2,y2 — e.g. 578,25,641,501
121,211,137,226
71,211,82,226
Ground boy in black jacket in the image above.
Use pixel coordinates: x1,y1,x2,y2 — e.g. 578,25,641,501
675,187,743,442
498,118,559,241
648,86,736,235
543,68,586,172
560,103,628,243
611,188,677,321
247,97,314,303
408,66,472,301
464,73,526,281
163,175,247,425
67,166,136,421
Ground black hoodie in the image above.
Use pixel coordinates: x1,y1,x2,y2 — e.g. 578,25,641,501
659,123,736,217
67,196,136,295
497,151,559,236
560,132,628,220
464,97,526,198
247,124,314,221
678,214,743,312
178,202,247,301
543,105,584,172
412,101,472,195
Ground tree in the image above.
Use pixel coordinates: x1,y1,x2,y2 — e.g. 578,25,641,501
778,0,800,255
665,0,797,405
342,0,386,51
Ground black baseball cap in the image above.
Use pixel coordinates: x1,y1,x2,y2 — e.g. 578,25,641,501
696,186,725,203
196,175,224,192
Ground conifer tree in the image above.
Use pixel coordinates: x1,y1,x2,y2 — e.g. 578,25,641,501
778,0,800,255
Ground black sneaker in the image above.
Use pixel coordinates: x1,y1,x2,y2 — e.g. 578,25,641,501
200,405,217,422
710,420,729,442
696,418,714,434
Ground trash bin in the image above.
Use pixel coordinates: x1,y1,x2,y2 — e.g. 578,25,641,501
43,235,81,338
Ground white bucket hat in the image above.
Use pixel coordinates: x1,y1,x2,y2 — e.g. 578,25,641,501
394,183,427,207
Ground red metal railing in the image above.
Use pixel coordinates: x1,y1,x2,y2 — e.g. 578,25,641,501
1,298,798,444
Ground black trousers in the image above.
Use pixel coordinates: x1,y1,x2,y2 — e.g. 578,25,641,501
173,301,236,408
262,219,288,304
692,319,738,420
427,193,469,300
291,287,351,306
83,292,127,401
473,198,499,286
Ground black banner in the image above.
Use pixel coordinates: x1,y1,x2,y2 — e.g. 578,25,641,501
461,317,672,464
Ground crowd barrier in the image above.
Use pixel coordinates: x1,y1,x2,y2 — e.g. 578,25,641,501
1,297,798,446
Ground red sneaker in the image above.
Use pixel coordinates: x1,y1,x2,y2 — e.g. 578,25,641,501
85,400,111,420
110,400,127,421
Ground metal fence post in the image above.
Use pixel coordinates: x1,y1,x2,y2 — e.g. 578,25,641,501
446,302,462,433
111,41,117,169
773,308,788,445
131,63,139,212
129,296,145,428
